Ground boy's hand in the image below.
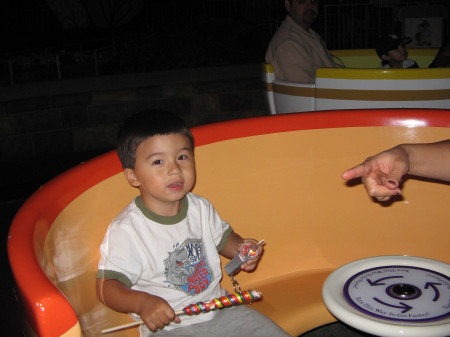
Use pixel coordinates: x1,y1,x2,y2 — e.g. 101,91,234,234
137,294,181,332
240,239,263,272
220,232,264,274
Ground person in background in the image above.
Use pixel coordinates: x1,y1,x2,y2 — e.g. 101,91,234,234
265,0,340,83
375,34,419,69
341,140,450,202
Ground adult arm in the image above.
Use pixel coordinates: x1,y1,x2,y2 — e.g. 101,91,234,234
342,140,450,201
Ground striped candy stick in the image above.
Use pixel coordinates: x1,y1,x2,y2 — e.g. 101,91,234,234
101,290,263,334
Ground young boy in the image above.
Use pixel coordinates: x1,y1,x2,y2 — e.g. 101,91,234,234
375,34,419,69
96,110,289,336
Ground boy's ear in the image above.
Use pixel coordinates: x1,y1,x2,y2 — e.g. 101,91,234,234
124,168,140,187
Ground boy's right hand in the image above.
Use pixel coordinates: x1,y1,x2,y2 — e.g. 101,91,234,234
137,294,181,332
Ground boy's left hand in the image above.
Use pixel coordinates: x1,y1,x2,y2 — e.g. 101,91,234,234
240,239,263,272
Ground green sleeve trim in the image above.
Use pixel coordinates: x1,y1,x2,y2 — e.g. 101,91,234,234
216,226,233,252
96,270,133,288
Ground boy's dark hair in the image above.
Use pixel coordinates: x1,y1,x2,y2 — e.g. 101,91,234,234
117,110,194,169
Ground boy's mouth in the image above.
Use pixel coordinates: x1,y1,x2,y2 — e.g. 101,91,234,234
168,182,184,190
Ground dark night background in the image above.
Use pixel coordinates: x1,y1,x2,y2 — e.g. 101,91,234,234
1,1,449,336
0,0,282,80
2,0,448,84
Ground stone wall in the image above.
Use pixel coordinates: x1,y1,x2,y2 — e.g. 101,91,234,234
0,64,269,200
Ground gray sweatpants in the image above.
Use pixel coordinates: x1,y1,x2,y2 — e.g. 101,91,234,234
148,305,291,337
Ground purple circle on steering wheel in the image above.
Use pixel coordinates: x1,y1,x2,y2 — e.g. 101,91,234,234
343,265,450,322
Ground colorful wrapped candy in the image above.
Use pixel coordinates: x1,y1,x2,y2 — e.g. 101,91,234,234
101,290,263,334
176,290,262,315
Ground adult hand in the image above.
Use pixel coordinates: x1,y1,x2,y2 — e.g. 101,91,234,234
341,147,409,201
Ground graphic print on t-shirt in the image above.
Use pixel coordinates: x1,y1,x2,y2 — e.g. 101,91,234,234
164,238,213,295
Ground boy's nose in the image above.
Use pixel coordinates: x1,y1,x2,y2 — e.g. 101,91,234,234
168,161,181,174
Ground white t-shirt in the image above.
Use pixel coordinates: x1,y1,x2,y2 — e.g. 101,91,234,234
97,193,233,334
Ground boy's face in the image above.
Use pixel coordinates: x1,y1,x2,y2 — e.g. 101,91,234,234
383,44,408,63
124,133,196,216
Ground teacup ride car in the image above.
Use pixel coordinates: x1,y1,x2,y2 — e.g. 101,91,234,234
262,48,450,114
8,109,450,337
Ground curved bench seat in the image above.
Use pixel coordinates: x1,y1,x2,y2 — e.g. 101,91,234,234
8,109,450,336
249,270,334,336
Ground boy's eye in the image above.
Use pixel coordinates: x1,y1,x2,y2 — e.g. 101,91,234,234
152,159,163,165
178,154,188,160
